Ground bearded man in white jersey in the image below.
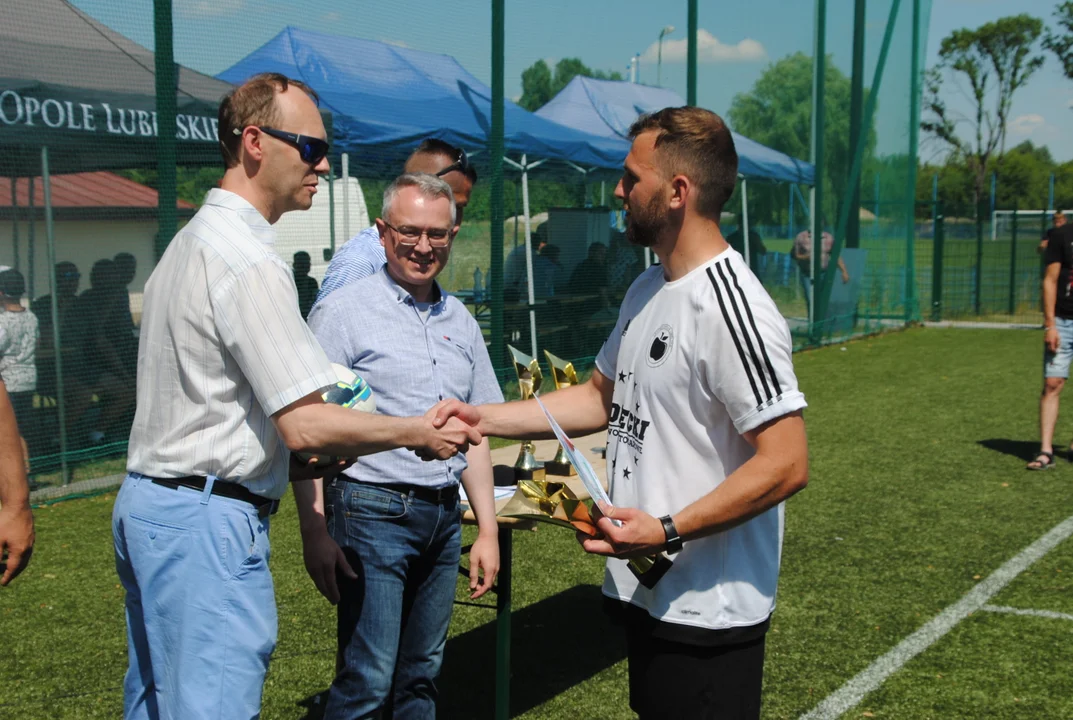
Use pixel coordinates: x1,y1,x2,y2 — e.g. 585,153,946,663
434,106,809,718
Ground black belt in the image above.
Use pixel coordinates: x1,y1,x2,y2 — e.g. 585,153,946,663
350,480,459,505
149,475,280,519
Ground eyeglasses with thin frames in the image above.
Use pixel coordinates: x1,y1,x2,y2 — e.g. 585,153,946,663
383,221,454,248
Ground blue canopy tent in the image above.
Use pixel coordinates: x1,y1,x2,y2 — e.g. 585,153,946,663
218,27,631,357
217,27,628,178
537,76,816,266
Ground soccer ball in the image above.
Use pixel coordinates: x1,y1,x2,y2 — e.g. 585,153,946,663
294,363,376,468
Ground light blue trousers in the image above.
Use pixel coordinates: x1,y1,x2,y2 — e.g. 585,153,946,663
112,473,276,720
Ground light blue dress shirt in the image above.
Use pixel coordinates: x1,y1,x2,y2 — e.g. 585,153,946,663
313,225,386,310
307,267,504,489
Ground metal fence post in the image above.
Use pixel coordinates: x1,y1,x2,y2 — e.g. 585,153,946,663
687,0,698,105
1009,204,1018,316
931,201,944,321
153,0,177,261
975,200,984,315
489,0,506,369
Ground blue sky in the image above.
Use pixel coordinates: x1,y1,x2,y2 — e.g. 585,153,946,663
72,0,1073,161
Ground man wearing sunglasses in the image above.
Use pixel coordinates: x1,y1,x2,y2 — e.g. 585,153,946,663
313,139,477,309
112,73,481,720
307,173,501,719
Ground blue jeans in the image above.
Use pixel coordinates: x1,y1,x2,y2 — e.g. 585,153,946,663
323,480,462,720
112,473,276,720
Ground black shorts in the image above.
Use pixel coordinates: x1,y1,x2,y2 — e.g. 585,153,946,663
609,599,768,720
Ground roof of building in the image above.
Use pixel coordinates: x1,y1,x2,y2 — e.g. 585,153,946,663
0,172,196,209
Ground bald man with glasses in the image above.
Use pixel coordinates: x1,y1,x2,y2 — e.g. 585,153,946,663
111,74,480,719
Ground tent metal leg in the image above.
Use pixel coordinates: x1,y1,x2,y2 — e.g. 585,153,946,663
10,178,19,272
521,158,538,359
28,177,35,302
42,147,69,484
741,178,751,269
341,153,351,243
327,161,336,259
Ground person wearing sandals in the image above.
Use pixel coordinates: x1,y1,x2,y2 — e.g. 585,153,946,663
1029,216,1073,470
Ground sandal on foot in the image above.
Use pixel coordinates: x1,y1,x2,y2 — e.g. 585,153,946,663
1027,451,1057,470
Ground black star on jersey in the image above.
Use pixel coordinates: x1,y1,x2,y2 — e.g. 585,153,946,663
622,468,631,480
618,371,627,382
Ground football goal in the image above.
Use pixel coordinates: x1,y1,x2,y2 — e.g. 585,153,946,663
991,209,1073,242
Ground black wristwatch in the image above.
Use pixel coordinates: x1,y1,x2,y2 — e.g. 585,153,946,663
660,515,683,555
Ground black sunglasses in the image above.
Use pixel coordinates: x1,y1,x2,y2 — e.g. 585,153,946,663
255,127,330,165
435,147,470,178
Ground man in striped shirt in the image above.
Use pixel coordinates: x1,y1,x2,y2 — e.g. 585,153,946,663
112,73,480,720
435,107,809,718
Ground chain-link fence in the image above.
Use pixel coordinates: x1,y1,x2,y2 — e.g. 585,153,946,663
1,0,931,489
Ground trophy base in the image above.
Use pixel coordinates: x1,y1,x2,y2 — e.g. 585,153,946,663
628,553,675,589
544,460,576,477
513,465,546,482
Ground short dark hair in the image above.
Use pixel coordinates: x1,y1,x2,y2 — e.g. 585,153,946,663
628,107,739,221
218,73,320,168
0,269,25,299
411,138,478,185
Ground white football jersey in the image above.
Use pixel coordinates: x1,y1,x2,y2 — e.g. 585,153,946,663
595,247,807,632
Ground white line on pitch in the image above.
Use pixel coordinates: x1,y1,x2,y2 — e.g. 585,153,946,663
799,514,1073,720
981,604,1073,622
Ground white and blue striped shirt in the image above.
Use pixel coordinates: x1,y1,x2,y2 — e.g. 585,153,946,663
312,226,386,310
308,267,503,489
127,189,337,499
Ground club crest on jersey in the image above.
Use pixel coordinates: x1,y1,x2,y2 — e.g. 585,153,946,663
646,324,674,367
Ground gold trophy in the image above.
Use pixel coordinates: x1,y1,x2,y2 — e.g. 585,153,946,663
542,350,578,477
508,345,545,482
498,467,674,590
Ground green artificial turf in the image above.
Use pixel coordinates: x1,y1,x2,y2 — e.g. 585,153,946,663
4,327,1073,719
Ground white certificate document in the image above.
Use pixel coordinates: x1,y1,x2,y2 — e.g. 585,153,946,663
533,394,614,510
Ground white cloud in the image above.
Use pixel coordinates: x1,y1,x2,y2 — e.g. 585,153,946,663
176,0,241,18
640,29,766,64
1008,113,1046,136
380,38,411,49
323,12,342,23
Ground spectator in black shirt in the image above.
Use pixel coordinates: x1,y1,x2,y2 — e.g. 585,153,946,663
293,251,319,320
112,252,138,376
1029,221,1073,469
1037,210,1066,255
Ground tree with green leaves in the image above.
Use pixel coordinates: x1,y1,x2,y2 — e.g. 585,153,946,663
922,14,1045,208
1044,2,1073,79
727,52,872,226
517,58,623,112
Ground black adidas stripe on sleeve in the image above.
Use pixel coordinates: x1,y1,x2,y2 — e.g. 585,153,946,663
706,260,782,409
